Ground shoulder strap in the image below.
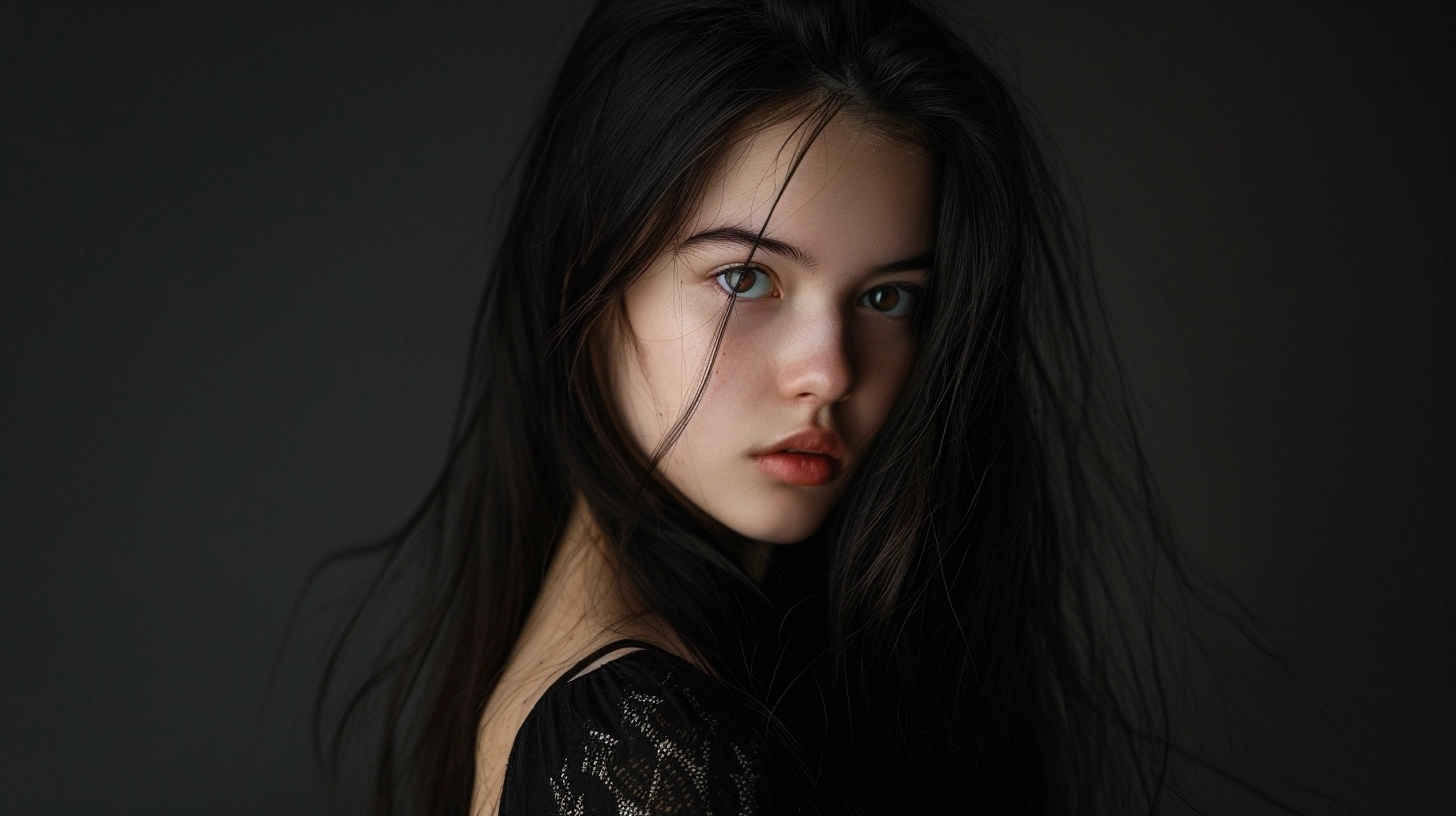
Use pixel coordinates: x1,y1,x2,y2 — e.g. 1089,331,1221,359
563,638,661,681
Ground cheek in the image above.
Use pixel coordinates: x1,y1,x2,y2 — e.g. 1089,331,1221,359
648,311,774,469
612,288,781,521
670,322,773,444
846,322,917,442
612,266,734,456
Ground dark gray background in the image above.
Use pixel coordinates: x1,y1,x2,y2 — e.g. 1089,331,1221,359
2,2,1450,813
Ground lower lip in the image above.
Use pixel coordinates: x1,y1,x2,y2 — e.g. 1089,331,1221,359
753,452,840,486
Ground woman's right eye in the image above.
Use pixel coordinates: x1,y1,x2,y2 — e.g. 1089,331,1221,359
714,265,773,299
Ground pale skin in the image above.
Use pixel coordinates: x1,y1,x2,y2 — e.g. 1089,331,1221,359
469,113,935,814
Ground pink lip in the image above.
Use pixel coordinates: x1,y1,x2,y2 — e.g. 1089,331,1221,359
751,428,846,487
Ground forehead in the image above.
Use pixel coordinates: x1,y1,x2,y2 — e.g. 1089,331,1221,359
688,113,935,268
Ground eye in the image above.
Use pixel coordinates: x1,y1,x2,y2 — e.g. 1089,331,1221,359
859,284,918,317
714,265,773,299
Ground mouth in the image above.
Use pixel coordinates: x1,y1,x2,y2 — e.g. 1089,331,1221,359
751,428,846,487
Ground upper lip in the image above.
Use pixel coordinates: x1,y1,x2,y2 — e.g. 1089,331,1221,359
755,427,846,462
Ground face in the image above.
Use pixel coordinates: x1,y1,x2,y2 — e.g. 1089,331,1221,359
610,114,935,544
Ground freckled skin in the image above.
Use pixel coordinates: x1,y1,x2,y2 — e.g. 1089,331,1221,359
612,116,935,545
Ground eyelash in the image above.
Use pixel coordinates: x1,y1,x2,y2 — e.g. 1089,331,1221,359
711,264,923,317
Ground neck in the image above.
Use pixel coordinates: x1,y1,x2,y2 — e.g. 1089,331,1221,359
546,497,773,640
545,497,633,626
723,536,773,583
533,497,684,651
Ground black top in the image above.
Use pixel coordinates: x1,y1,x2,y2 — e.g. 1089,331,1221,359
498,640,774,815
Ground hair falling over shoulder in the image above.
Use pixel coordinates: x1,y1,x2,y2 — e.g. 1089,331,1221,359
292,1,1272,813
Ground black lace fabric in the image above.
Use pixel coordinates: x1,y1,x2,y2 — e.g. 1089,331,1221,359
499,643,773,815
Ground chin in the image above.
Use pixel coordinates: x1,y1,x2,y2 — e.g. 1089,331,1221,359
712,490,834,545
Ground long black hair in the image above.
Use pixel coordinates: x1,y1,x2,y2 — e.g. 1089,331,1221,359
301,0,1216,812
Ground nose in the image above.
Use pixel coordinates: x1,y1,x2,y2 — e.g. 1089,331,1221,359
776,307,854,406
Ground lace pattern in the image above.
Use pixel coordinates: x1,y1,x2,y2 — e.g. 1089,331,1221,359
501,647,770,816
548,681,761,815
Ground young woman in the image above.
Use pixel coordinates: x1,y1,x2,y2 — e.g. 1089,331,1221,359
312,0,1201,813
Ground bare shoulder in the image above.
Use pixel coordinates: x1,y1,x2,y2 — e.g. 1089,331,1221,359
495,639,772,816
470,504,699,814
469,627,685,815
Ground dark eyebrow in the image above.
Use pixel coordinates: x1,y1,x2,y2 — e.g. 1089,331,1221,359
677,226,815,268
875,252,933,274
677,225,932,275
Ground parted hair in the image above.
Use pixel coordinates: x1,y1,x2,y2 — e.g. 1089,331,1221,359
307,1,1203,813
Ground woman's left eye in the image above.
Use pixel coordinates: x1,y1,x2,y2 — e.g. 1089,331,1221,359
714,265,774,299
859,284,917,317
